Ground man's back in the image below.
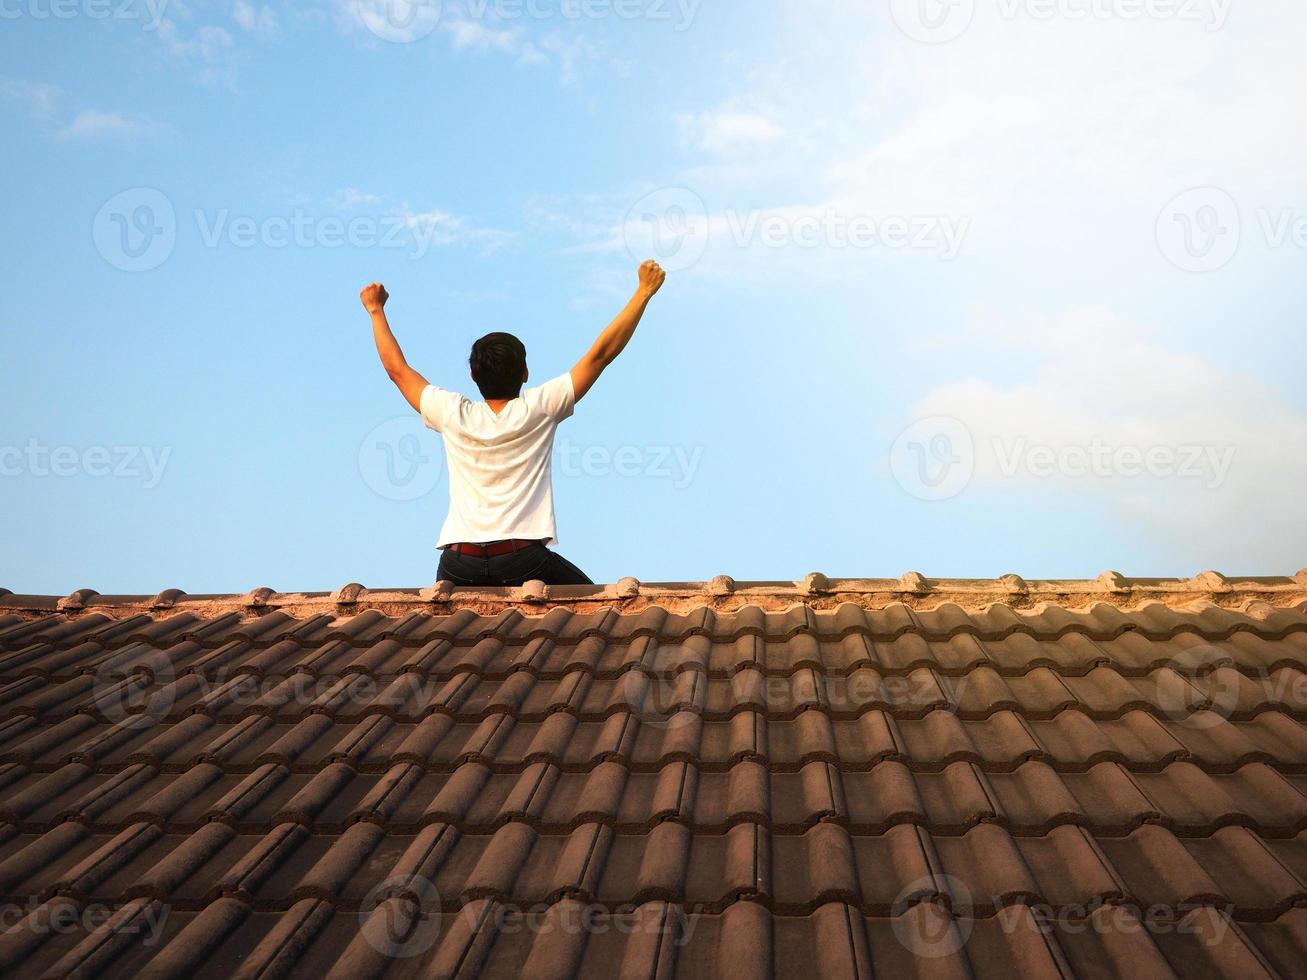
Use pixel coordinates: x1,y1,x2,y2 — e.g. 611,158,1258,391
419,374,575,549
361,259,665,585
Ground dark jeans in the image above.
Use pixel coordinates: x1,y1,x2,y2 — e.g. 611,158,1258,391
437,542,593,587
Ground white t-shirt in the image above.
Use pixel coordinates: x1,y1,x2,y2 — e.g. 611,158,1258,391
419,373,575,548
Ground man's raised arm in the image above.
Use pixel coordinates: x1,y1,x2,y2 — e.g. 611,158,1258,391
361,282,428,413
570,259,666,402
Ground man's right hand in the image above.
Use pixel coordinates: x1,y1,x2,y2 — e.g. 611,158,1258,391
360,282,389,314
636,260,666,298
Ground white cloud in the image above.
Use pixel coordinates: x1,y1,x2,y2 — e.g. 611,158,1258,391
533,2,1307,568
324,187,514,254
443,13,524,54
327,187,384,210
339,1,619,82
677,111,785,154
2,81,159,141
437,13,616,82
56,109,158,140
400,206,514,253
633,3,1307,269
233,0,278,37
0,78,61,120
908,306,1307,566
155,17,237,87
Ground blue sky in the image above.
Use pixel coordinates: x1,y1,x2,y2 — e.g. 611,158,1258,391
2,0,1305,594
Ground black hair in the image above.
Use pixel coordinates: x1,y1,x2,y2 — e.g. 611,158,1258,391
469,332,527,400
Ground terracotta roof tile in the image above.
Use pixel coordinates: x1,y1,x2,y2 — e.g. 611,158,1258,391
1,575,1306,976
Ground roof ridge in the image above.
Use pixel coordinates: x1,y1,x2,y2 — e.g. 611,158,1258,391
1,571,1305,618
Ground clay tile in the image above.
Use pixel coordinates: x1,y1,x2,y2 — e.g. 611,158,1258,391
241,587,276,608
522,580,548,604
1190,570,1231,593
150,588,186,610
57,588,99,611
420,580,454,603
899,571,930,594
998,573,1028,594
615,576,641,598
332,583,365,605
1097,571,1130,593
708,575,736,596
800,572,832,595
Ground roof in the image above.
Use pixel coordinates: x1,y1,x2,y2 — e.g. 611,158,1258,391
2,572,1307,978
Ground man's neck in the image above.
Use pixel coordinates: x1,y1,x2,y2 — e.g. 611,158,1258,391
485,398,512,415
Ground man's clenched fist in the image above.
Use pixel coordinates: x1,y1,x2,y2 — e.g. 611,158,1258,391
360,282,389,314
637,260,666,297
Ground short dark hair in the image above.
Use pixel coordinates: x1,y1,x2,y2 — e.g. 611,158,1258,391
469,332,527,399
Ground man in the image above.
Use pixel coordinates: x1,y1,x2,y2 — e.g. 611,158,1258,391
361,259,666,586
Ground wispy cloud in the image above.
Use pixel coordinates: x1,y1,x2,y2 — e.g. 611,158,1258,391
906,305,1307,568
401,207,512,253
2,80,161,141
155,18,237,87
152,0,279,88
340,1,624,83
56,109,160,140
326,187,383,210
677,112,786,154
233,0,279,38
439,12,622,83
0,78,61,120
325,188,515,254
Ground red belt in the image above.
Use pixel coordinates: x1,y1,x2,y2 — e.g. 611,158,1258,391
445,539,543,558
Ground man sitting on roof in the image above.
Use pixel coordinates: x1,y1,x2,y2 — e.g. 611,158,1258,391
360,259,666,587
